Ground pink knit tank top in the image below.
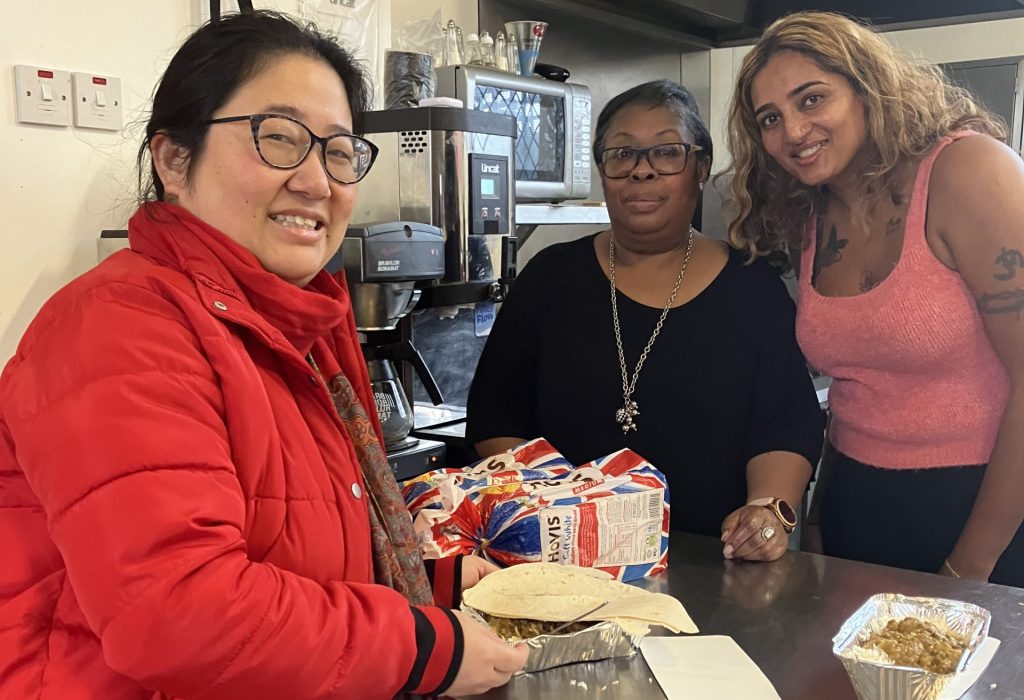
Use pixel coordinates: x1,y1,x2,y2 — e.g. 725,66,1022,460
796,133,1009,468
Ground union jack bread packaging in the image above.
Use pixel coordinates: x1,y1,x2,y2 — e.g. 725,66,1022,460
401,438,670,582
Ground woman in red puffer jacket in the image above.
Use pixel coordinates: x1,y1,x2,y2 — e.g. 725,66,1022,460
0,11,526,699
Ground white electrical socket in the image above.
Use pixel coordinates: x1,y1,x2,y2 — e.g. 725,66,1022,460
72,72,123,131
14,65,71,127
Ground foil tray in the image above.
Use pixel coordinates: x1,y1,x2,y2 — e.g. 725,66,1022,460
832,593,991,700
462,605,648,674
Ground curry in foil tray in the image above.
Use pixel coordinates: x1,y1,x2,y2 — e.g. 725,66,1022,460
482,614,595,642
860,617,968,674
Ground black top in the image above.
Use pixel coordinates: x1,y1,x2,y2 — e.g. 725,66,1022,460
466,234,826,535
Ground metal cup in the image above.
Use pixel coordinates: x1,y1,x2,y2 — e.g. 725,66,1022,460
504,21,547,76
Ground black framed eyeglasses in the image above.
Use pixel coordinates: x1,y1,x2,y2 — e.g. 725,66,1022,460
207,113,379,184
598,142,704,179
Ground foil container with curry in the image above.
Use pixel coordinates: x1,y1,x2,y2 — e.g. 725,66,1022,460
462,606,648,674
832,593,991,700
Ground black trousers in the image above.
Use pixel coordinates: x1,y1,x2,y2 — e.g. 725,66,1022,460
820,446,1024,588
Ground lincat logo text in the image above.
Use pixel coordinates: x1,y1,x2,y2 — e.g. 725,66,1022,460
481,163,500,174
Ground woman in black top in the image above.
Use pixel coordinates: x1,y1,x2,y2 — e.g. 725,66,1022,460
467,80,825,562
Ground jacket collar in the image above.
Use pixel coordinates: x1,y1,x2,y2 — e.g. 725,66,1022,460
127,201,347,356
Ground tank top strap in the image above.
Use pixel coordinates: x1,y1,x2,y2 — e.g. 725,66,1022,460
904,130,978,253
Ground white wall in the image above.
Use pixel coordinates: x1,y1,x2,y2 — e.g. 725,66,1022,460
886,17,1024,64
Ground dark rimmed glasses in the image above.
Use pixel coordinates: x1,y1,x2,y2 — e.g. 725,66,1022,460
598,142,704,179
207,113,379,184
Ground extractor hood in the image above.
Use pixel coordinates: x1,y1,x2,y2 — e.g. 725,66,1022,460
510,0,1024,47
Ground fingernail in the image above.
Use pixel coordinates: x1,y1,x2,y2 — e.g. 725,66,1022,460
723,545,734,558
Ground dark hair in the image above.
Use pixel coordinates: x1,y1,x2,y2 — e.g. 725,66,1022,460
593,80,713,166
137,10,372,201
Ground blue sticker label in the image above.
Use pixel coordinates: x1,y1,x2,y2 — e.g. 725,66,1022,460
474,302,496,337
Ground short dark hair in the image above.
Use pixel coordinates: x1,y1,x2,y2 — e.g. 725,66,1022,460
593,80,713,166
137,10,372,201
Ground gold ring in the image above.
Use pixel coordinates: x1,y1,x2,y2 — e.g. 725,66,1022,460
760,526,776,541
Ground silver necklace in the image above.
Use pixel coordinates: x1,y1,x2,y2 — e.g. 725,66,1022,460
609,228,695,433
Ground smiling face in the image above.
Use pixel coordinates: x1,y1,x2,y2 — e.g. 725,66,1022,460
749,50,868,189
600,104,706,251
154,53,356,286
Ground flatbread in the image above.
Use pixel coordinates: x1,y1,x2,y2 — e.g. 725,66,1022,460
463,562,698,634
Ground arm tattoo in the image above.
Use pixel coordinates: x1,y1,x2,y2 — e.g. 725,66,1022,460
859,270,880,292
885,217,902,237
994,247,1024,281
978,288,1024,319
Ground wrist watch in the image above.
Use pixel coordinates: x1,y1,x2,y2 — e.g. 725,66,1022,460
747,497,798,534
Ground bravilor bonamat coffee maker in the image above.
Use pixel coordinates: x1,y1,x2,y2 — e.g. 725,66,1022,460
351,107,518,465
326,221,448,480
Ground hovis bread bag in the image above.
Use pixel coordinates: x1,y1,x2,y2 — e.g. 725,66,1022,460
401,438,670,581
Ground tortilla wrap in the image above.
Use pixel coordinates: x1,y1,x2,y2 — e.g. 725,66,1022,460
463,562,698,634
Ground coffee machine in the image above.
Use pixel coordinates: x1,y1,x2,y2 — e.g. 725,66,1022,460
327,221,448,481
352,107,518,463
354,106,517,305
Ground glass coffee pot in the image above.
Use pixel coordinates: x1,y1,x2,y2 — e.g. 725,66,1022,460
364,340,444,448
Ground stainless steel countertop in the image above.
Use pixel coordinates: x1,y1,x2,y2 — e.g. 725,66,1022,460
477,534,1024,699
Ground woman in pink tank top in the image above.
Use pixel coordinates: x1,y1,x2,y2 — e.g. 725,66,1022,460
722,11,1024,586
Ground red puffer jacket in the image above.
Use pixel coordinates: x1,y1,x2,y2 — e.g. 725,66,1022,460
0,203,459,699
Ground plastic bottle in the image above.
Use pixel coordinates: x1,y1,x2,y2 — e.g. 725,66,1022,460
507,35,521,75
455,26,466,64
464,33,482,66
479,31,496,67
443,20,463,65
494,32,508,71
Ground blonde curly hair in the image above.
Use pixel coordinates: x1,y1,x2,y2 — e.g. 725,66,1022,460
724,11,1006,267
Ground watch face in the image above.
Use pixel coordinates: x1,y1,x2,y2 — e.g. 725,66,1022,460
777,499,797,525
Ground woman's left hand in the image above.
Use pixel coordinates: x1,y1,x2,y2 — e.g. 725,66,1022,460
721,505,789,562
461,554,500,591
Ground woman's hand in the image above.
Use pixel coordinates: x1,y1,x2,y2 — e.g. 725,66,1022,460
721,505,789,562
461,555,500,592
445,610,529,696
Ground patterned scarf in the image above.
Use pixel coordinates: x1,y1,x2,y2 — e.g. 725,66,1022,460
320,368,434,606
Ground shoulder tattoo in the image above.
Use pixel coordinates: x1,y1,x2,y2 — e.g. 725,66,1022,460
994,247,1024,281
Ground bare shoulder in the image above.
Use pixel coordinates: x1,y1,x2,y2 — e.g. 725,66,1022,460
931,134,1023,196
929,134,1024,245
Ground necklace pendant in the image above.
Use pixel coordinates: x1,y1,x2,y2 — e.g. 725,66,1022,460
616,399,639,433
